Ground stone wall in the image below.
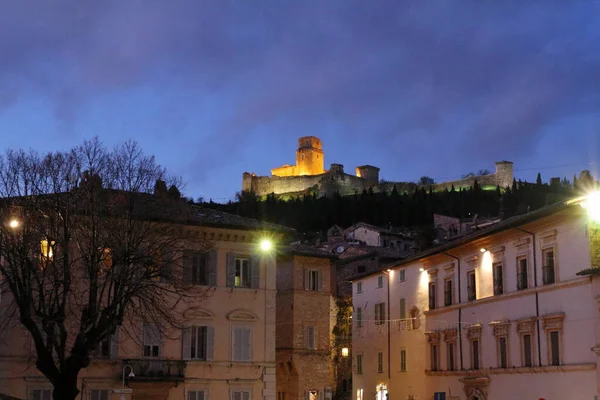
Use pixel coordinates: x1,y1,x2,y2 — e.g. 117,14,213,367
244,160,514,198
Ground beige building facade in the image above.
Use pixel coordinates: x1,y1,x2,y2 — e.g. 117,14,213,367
352,195,600,400
0,209,287,400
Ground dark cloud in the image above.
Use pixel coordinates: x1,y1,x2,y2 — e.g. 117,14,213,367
0,1,598,195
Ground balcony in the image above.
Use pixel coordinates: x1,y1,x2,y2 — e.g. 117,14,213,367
123,359,187,381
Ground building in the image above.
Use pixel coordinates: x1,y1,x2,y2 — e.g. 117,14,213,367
343,222,418,251
242,137,514,198
0,186,292,400
351,194,600,400
275,245,337,400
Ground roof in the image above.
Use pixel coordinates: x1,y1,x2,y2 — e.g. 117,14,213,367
0,394,23,400
2,189,294,234
350,197,585,281
286,244,338,259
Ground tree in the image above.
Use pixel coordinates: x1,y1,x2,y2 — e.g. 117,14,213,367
536,172,543,186
418,176,435,185
0,139,209,400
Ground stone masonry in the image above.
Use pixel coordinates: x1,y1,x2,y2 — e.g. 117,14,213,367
242,136,514,198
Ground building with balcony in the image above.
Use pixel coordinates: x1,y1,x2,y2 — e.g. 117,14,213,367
351,195,600,400
0,189,292,400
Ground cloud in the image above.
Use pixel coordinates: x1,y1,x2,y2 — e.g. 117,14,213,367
0,0,599,186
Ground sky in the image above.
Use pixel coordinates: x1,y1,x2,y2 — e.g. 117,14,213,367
1,1,599,202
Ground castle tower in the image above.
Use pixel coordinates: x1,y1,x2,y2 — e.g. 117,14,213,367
295,136,325,176
494,161,514,188
356,165,380,187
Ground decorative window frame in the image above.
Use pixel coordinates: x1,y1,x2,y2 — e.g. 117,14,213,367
425,331,441,371
464,324,482,369
490,320,511,368
443,328,458,371
541,312,565,366
443,276,454,307
516,317,536,367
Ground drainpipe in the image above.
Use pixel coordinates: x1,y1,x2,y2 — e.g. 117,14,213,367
443,252,463,370
514,227,542,367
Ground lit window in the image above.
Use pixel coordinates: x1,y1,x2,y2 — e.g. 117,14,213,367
235,258,250,287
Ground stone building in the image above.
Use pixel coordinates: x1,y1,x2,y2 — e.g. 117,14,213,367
276,245,337,400
242,136,514,198
0,186,292,400
351,193,600,400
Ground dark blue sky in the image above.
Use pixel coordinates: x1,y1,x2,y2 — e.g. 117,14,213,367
1,1,599,202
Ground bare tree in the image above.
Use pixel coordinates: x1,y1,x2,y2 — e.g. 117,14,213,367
0,138,209,400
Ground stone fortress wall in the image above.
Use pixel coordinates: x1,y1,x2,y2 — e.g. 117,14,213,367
242,136,514,198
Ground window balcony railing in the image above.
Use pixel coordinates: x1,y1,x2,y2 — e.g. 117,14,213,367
517,272,528,290
542,265,555,285
123,359,186,381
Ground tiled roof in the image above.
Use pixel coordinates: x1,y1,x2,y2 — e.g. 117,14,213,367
286,244,338,259
350,197,586,281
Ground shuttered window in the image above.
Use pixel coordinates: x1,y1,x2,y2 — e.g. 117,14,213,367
227,253,259,288
143,323,161,357
188,390,205,400
232,327,252,361
183,326,214,361
184,250,217,286
232,390,251,400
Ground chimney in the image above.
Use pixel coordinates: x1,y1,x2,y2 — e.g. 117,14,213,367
154,180,168,197
168,185,181,200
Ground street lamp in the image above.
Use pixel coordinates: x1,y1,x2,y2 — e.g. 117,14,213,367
259,238,273,252
8,219,19,229
122,364,135,387
582,191,600,222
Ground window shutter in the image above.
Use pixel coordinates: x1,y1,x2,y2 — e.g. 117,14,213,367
208,250,217,286
400,298,406,320
250,255,260,289
206,326,214,361
183,253,192,284
110,326,120,359
318,270,323,292
182,327,192,360
313,327,318,350
226,252,236,287
244,328,252,361
304,269,309,291
233,327,241,360
243,392,250,400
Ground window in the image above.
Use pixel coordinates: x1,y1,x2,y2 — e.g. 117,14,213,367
399,268,406,282
232,327,252,361
356,282,362,293
444,278,453,306
471,340,480,369
30,389,52,400
92,328,119,358
523,334,533,367
184,251,208,285
143,323,160,357
493,263,504,295
467,270,476,301
410,308,420,330
90,390,109,400
183,326,214,360
377,352,384,373
188,391,206,400
356,353,363,374
517,256,528,290
400,349,407,372
39,239,55,268
498,337,508,368
305,269,321,291
356,307,363,327
430,344,439,371
306,390,318,400
550,331,560,366
399,298,406,320
374,303,386,325
377,275,383,288
277,393,285,400
428,282,436,310
356,389,364,400
231,390,251,400
235,257,250,288
305,326,317,350
542,248,555,284
447,342,456,371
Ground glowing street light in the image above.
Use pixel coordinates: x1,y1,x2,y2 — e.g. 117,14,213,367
582,191,600,222
259,239,273,252
9,219,19,229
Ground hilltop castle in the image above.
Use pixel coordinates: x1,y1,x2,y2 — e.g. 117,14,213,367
242,136,514,197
